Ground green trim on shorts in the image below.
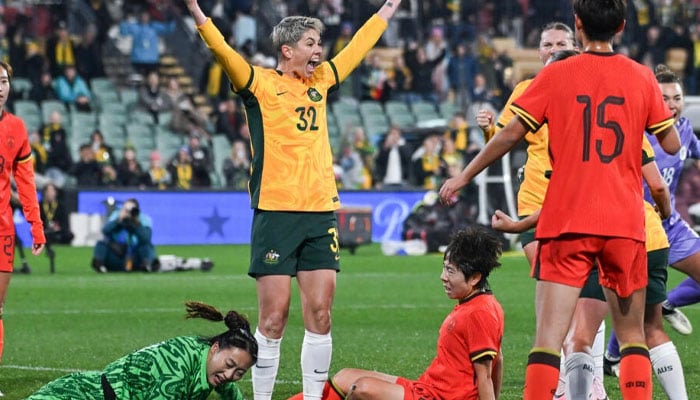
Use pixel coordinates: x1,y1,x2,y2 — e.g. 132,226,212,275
579,248,669,303
249,210,340,277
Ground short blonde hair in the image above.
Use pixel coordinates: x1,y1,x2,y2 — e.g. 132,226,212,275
271,16,324,55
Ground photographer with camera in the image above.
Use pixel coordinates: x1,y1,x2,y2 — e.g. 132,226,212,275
91,198,156,273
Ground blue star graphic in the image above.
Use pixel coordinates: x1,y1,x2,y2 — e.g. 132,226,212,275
202,206,230,238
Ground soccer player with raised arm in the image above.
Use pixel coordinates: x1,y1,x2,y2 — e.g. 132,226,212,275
439,0,681,398
183,0,404,398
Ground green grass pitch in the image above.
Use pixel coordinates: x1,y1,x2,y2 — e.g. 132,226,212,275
4,243,700,399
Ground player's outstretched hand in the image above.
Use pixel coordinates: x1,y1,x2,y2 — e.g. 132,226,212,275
439,176,467,206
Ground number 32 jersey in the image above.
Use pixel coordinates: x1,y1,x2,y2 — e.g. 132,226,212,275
511,52,674,241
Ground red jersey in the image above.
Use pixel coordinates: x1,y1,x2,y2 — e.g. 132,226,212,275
0,112,44,241
510,53,674,241
417,292,504,400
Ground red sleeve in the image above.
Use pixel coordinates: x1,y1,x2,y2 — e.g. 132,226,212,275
14,127,45,244
464,308,501,362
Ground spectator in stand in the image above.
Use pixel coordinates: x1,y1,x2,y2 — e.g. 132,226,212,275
22,41,45,87
404,40,446,105
412,134,442,189
222,140,251,190
439,136,465,182
89,129,116,167
40,182,74,245
166,77,211,138
214,97,246,144
53,65,93,112
119,9,175,77
75,24,106,85
384,53,413,104
373,125,412,189
87,0,113,45
138,71,173,125
359,52,388,102
143,150,171,189
45,21,76,77
424,26,449,102
470,72,498,110
447,42,479,110
186,132,213,188
168,146,194,189
72,144,103,187
100,163,119,187
116,146,145,187
28,130,52,189
40,110,73,179
328,21,353,58
29,70,58,104
338,137,366,189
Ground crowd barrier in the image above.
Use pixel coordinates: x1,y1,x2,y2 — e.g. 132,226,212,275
13,190,426,247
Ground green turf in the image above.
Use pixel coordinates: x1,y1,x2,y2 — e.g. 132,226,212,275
4,244,700,399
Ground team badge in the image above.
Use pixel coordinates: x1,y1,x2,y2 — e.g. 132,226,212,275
307,88,322,102
263,249,280,264
5,137,14,149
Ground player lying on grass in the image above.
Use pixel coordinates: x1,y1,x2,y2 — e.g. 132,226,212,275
28,302,258,400
287,225,504,400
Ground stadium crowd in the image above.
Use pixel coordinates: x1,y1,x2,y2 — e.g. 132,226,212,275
0,0,699,194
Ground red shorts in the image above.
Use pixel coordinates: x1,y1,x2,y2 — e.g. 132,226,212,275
0,234,15,273
534,234,647,297
396,377,438,400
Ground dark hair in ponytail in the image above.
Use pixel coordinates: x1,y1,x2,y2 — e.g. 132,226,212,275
185,301,258,363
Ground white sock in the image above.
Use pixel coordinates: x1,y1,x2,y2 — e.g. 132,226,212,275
565,352,594,400
301,329,333,400
592,320,606,381
555,350,567,396
252,328,282,400
651,341,688,400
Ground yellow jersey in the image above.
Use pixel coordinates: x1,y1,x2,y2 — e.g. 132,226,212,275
198,16,387,211
489,79,550,216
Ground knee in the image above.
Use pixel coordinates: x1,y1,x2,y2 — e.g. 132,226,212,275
258,311,289,337
347,377,374,399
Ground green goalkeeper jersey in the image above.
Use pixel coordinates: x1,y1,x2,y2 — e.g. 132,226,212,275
27,336,245,399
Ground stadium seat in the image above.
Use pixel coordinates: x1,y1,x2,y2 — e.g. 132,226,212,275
125,123,156,150
439,101,461,119
21,113,42,133
359,100,384,117
13,99,41,118
119,88,139,110
90,77,117,94
99,112,129,128
131,109,156,125
41,99,68,124
384,100,411,116
12,77,32,99
389,112,415,129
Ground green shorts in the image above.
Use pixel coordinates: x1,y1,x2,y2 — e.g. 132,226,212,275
519,215,536,248
248,210,340,277
580,248,669,304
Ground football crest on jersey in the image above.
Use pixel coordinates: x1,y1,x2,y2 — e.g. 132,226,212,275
5,136,14,149
307,88,322,102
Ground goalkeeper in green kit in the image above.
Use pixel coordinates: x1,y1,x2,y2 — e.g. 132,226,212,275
28,302,257,400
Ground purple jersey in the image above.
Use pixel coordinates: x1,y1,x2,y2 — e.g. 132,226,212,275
644,116,700,228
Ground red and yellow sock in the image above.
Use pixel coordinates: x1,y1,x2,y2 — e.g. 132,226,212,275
523,349,560,400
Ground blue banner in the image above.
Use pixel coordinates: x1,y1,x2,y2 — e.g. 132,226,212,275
71,191,426,245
